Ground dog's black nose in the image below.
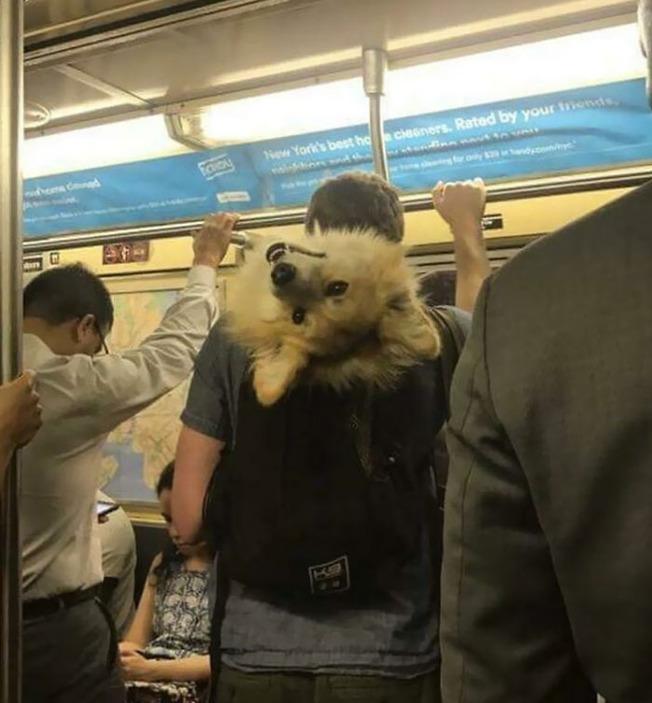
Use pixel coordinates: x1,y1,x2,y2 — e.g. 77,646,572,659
271,262,297,287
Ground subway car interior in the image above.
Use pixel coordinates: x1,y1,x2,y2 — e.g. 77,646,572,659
0,0,647,700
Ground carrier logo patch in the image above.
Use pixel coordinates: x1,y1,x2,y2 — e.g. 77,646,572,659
308,555,350,595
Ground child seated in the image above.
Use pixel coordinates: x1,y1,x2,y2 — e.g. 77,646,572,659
120,462,213,703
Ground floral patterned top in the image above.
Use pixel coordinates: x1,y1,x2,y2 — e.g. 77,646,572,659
144,560,211,660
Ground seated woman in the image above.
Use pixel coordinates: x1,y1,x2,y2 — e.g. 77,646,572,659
120,462,213,703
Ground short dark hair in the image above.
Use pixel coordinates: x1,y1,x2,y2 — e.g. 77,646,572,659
156,461,174,496
23,263,114,332
419,271,456,307
305,171,404,242
153,462,183,584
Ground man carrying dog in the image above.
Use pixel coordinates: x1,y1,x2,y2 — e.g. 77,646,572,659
173,172,488,703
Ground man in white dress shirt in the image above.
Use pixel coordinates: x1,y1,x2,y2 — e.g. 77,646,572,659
20,213,236,703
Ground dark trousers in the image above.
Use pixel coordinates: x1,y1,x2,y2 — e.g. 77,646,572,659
216,665,440,703
23,598,126,703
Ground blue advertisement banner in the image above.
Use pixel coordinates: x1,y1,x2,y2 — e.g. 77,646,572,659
24,78,652,239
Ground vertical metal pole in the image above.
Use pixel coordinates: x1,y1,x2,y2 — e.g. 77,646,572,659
363,48,389,180
0,0,24,702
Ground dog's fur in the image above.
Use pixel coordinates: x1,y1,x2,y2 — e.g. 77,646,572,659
227,229,441,406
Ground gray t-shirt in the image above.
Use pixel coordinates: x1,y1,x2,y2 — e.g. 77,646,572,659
182,309,469,676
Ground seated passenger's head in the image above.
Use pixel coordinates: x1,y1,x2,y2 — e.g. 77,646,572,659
157,462,206,559
305,171,404,243
23,264,113,357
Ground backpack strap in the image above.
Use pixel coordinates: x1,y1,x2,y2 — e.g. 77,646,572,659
429,306,466,421
425,307,467,622
427,306,466,512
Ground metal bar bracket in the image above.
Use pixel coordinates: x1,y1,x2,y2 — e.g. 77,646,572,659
362,47,389,180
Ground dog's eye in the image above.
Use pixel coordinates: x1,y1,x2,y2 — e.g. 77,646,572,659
292,308,306,325
325,281,349,297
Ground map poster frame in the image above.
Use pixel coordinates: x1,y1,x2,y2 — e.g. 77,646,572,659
99,274,223,524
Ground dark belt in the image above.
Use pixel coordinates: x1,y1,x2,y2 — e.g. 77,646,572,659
23,585,99,621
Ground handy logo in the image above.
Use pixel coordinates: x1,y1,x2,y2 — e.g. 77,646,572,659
198,154,236,181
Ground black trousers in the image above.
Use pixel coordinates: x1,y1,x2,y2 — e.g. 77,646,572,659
23,598,126,703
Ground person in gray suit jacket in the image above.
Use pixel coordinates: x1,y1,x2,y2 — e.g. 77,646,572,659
440,2,652,702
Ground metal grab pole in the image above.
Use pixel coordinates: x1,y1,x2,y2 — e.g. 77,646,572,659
0,0,25,701
363,48,389,181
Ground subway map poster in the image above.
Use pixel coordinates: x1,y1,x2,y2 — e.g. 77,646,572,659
100,289,189,505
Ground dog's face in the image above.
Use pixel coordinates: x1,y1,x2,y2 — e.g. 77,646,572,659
228,229,440,406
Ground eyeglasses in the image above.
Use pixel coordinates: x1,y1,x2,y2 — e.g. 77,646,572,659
95,322,110,356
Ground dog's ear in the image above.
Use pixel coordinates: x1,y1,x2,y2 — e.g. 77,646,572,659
381,293,441,359
252,344,309,406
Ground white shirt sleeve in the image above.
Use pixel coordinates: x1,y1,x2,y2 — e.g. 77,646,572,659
66,265,218,436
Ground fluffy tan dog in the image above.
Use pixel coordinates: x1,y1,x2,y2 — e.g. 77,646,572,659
227,229,441,406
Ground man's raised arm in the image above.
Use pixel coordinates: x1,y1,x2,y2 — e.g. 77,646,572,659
432,178,490,313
